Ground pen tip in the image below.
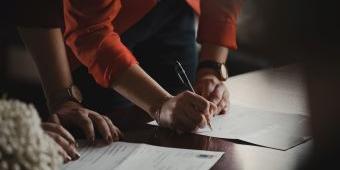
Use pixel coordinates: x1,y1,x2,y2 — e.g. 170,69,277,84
208,122,213,131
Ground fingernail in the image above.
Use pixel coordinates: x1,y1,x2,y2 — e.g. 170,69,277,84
73,151,81,160
65,155,72,163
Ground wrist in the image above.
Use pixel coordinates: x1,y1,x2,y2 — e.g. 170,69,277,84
197,60,228,81
197,68,219,79
199,43,228,63
48,100,83,118
46,84,83,114
149,95,172,125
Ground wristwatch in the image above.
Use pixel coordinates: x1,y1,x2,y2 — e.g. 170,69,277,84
197,60,228,81
47,84,83,113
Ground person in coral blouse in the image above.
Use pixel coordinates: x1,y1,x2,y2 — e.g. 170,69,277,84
49,0,243,142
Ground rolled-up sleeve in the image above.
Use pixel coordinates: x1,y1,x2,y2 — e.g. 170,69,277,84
63,0,138,87
197,0,242,50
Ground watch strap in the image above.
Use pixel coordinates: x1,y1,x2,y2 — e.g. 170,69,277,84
197,60,228,81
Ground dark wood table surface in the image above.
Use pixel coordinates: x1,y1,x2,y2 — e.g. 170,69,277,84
105,65,312,170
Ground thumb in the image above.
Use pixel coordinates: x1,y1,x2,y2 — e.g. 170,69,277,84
209,102,218,116
195,81,214,99
209,84,225,105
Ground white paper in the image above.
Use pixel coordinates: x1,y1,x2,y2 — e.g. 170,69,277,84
62,141,224,170
149,104,311,150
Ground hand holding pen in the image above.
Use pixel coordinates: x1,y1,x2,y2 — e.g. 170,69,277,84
175,61,215,131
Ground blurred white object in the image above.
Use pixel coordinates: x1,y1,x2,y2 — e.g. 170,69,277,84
0,99,62,170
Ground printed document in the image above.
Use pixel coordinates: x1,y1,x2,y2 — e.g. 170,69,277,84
62,141,224,170
150,104,311,150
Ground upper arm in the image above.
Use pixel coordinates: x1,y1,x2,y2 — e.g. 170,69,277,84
63,0,137,87
198,0,243,50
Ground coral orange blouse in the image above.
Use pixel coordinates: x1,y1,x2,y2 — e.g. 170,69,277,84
63,0,241,87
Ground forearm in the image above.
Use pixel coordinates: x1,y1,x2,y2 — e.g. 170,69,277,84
199,43,229,63
110,64,172,118
198,43,229,78
18,28,73,102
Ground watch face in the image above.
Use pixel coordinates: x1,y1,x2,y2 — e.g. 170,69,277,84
70,86,83,103
220,64,228,80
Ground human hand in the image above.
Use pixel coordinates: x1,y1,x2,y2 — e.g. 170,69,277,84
155,91,217,132
42,121,79,163
195,73,230,115
53,101,122,144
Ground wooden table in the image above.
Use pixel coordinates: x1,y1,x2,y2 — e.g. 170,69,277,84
117,64,312,170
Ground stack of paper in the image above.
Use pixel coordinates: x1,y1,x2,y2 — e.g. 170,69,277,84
62,142,224,170
150,104,311,150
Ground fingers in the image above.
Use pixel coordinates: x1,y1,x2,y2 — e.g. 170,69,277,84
217,99,227,112
217,90,229,115
179,91,216,128
209,84,225,105
183,91,210,115
54,101,120,144
175,113,207,132
173,116,195,132
46,131,80,161
219,95,230,115
173,103,208,132
56,144,72,163
183,106,206,129
42,123,76,145
88,113,112,144
102,116,122,141
206,83,229,115
209,102,218,116
173,109,202,132
196,79,216,99
76,111,95,143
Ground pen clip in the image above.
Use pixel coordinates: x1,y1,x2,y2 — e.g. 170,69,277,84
175,61,196,93
175,66,186,85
